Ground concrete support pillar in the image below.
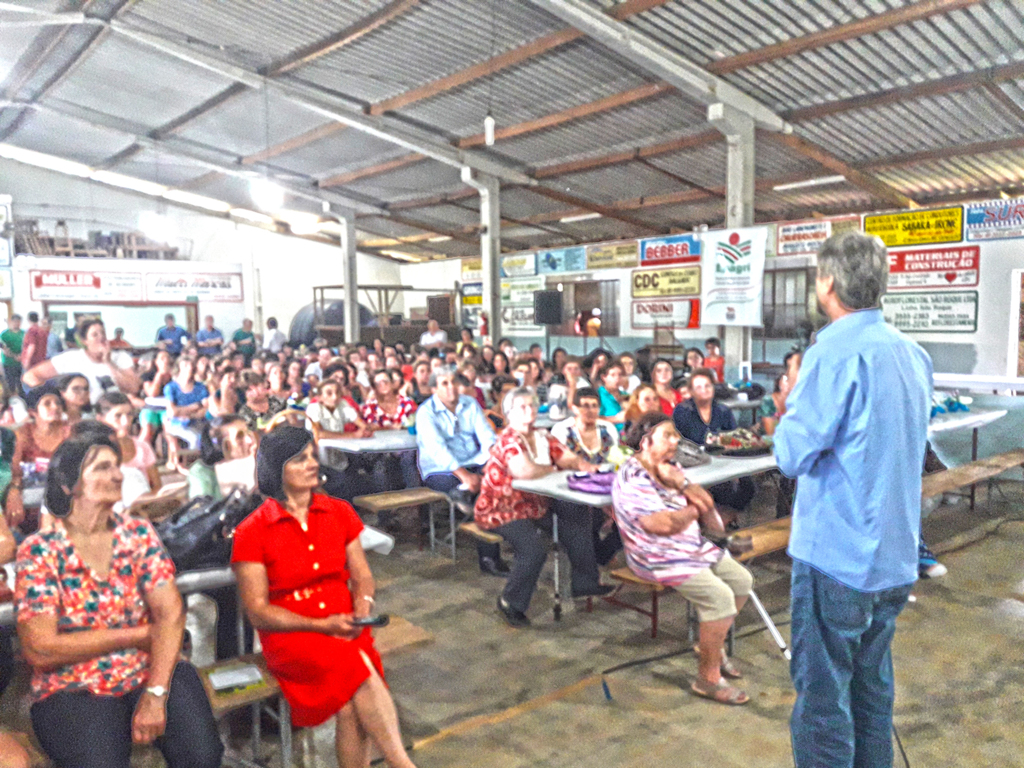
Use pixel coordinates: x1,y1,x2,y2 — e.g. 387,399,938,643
338,207,359,345
708,103,755,379
461,167,501,343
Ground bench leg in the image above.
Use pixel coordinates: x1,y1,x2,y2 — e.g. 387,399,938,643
279,698,292,768
428,502,436,554
251,702,261,763
651,591,659,639
552,515,562,621
448,498,457,562
970,427,979,510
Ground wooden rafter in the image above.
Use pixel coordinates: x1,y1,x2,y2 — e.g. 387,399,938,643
268,0,421,75
367,0,674,116
533,130,720,178
982,82,1024,127
708,0,985,75
785,61,1024,123
456,82,673,148
762,132,917,209
528,186,669,234
319,154,426,188
858,135,1024,171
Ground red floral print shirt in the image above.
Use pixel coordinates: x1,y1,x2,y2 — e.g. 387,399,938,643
15,512,176,702
474,427,565,530
360,395,416,429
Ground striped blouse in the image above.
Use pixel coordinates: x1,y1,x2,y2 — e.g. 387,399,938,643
611,457,722,586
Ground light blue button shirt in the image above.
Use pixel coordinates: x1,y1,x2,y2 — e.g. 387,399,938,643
415,394,496,478
774,309,932,592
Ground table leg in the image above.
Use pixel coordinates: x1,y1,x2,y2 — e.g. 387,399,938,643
552,514,562,621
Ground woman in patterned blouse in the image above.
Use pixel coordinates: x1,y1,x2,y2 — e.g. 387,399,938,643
14,435,222,768
611,413,753,706
474,387,612,627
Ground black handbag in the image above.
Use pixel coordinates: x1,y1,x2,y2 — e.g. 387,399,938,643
155,487,263,572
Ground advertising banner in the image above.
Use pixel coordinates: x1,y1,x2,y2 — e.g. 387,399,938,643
630,298,701,329
145,272,243,302
501,276,545,306
30,270,145,302
631,266,701,298
461,282,482,306
699,226,768,326
882,291,978,333
500,252,536,277
639,233,701,266
888,245,979,290
586,241,638,270
864,206,963,247
776,215,860,256
965,197,1024,241
461,258,482,282
500,305,545,337
537,246,586,274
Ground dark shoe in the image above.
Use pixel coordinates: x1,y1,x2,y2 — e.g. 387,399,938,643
573,583,616,598
479,556,511,577
497,595,530,627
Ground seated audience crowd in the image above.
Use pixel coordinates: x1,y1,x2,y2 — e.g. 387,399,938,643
0,314,944,765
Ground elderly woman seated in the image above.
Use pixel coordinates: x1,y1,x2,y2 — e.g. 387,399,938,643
231,427,417,768
612,412,753,706
474,386,613,628
14,434,223,768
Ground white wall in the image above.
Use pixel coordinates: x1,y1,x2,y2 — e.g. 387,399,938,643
1,159,401,336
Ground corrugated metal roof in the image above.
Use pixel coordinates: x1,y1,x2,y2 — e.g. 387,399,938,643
294,0,565,104
175,89,330,159
398,39,650,137
44,33,237,130
339,159,464,203
115,147,217,187
121,0,396,71
270,128,401,178
554,162,686,205
494,92,706,166
9,106,134,165
874,150,1024,197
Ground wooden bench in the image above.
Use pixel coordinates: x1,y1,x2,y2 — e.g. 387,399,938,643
457,521,503,545
607,567,673,639
353,488,456,560
922,448,1024,502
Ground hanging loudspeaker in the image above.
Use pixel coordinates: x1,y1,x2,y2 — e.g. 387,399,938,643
534,290,562,325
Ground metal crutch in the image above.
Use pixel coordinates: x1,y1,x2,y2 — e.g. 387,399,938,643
747,589,791,660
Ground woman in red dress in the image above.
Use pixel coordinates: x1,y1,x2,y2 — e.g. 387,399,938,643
231,427,416,768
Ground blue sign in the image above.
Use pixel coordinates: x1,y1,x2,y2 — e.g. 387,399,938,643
537,246,586,274
965,197,1024,241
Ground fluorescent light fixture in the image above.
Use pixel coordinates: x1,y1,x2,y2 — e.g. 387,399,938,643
138,211,173,243
230,208,275,225
280,210,321,236
162,189,232,212
0,143,90,176
90,170,167,196
381,250,425,262
427,235,453,243
484,114,496,147
772,175,846,192
559,211,602,223
250,177,285,211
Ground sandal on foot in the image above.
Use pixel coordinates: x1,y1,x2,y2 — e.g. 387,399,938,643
693,645,743,679
690,678,749,706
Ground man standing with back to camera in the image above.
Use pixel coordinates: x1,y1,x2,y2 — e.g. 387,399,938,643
774,232,932,768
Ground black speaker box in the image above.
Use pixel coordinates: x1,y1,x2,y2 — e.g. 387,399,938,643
534,290,562,325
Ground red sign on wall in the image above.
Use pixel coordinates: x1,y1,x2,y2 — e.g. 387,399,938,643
29,270,144,302
887,245,979,290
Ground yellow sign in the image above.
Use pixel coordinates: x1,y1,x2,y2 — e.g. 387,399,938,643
461,258,482,281
864,207,963,247
631,266,701,298
586,241,638,270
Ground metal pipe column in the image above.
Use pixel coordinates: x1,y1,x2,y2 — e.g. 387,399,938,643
461,167,501,343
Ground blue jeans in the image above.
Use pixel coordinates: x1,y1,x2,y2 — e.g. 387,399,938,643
790,560,912,768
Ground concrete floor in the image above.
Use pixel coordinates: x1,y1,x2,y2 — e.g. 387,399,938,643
4,480,1023,767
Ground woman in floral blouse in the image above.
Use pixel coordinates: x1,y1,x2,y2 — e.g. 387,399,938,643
361,370,419,492
14,435,222,768
474,387,611,628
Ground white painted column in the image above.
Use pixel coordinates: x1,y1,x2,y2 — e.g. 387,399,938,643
338,207,359,345
461,168,501,343
709,103,755,379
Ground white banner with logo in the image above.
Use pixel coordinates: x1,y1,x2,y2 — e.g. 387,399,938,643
699,226,767,326
145,272,243,302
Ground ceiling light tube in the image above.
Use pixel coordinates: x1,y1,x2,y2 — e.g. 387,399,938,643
162,189,232,212
559,211,602,223
772,175,846,192
0,143,90,176
231,208,275,225
90,170,167,196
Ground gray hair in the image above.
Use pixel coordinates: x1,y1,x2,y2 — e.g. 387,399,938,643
502,385,539,416
428,365,458,389
816,231,889,310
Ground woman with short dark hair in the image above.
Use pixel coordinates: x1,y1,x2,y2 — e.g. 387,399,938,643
15,436,223,768
232,427,416,768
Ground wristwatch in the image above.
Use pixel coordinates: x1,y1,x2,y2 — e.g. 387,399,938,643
145,685,168,698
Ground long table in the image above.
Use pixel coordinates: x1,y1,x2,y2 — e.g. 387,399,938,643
318,431,417,463
933,373,1024,394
